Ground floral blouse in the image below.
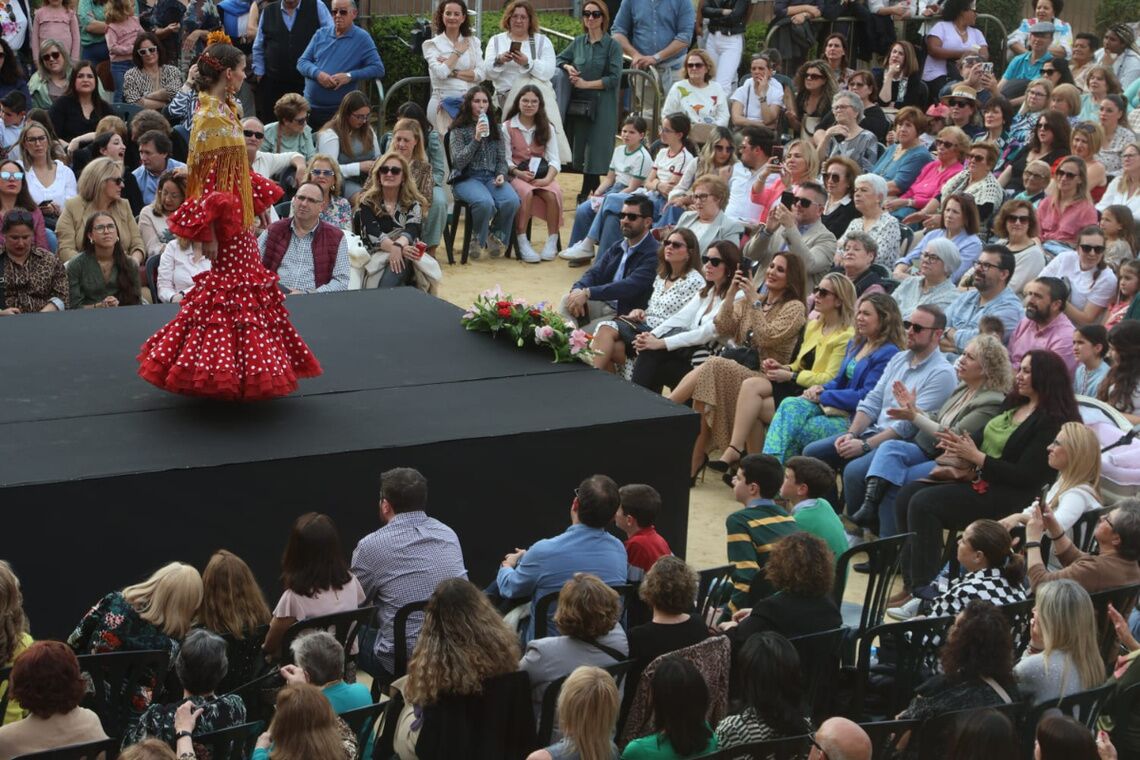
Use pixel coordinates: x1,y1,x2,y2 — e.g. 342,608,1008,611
320,196,353,230
125,693,247,748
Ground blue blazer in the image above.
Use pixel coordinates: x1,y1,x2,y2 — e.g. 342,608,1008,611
818,341,901,412
572,232,659,315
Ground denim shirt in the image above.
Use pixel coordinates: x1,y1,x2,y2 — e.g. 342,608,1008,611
611,0,695,67
856,348,957,438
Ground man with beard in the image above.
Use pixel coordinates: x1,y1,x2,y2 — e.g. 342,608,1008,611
1007,276,1077,373
942,245,1025,354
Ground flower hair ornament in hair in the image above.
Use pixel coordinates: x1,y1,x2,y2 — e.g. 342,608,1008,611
206,30,233,46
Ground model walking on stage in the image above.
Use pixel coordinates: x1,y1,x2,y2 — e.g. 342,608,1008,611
137,36,322,400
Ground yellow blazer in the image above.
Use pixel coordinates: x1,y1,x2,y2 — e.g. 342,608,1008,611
791,319,855,388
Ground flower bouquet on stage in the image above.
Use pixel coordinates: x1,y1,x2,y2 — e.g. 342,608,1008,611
462,286,596,363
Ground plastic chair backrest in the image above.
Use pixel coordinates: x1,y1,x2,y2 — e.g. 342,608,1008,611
392,599,430,678
536,659,636,746
854,615,956,720
279,606,378,673
701,733,811,760
338,701,385,760
834,533,913,641
789,626,846,721
75,649,171,739
192,719,265,760
10,736,122,759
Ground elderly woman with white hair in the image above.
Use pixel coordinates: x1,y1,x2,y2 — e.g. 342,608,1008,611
816,90,880,171
279,631,373,752
891,237,961,313
835,173,902,269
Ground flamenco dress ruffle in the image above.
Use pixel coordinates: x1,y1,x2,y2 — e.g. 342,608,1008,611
136,172,322,400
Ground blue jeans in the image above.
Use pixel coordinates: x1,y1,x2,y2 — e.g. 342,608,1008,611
569,182,626,245
45,228,57,254
81,41,109,64
452,170,521,248
110,60,131,102
865,439,937,537
593,191,666,256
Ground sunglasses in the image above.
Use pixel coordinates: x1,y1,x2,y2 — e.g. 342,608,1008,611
686,62,705,68
1042,68,1058,75
618,212,647,220
310,168,335,177
663,239,687,248
903,320,932,333
946,99,971,108
1023,170,1048,180
242,129,265,139
967,154,988,162
805,72,825,80
582,9,604,18
332,7,352,14
700,255,724,266
377,165,402,175
825,172,844,182
138,46,158,55
41,51,62,62
1055,168,1079,179
713,144,733,152
1006,214,1030,223
789,197,814,208
812,286,835,297
0,171,23,181
1079,243,1106,254
1036,123,1052,131
935,139,956,149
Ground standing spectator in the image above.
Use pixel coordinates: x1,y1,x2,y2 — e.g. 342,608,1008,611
262,512,367,658
715,632,811,748
296,0,384,128
502,84,563,263
702,0,748,93
1096,23,1140,91
622,658,717,759
65,211,141,307
1007,277,1077,373
1014,579,1105,705
422,0,483,135
104,0,141,99
0,210,66,313
480,0,558,117
121,31,183,109
31,0,79,63
138,169,183,259
76,0,108,63
351,467,467,688
314,92,380,203
251,0,331,125
629,557,706,671
263,93,316,161
611,0,694,96
615,484,671,575
922,0,988,98
353,154,431,290
1039,225,1117,326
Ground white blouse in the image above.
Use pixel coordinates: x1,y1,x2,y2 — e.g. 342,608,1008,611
157,238,211,303
480,32,556,97
423,33,485,100
663,79,730,127
501,116,560,169
26,160,76,208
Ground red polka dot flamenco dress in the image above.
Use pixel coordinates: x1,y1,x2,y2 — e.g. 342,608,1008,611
137,93,321,400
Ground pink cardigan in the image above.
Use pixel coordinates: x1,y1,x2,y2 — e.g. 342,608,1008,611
900,159,964,208
1037,196,1099,245
105,17,143,62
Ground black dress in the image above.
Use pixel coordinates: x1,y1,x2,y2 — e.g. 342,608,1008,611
48,95,111,142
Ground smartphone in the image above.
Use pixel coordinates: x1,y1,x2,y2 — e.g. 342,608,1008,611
981,62,994,75
780,190,796,209
770,144,784,164
509,40,522,54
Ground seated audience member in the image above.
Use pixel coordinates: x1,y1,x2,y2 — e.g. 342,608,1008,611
940,85,984,141
72,128,142,213
990,200,1045,295
118,738,180,759
1026,499,1140,592
560,116,652,266
57,157,145,265
708,272,855,471
623,657,717,759
836,174,901,269
820,157,860,239
279,632,371,752
1100,322,1140,423
907,142,1002,237
156,236,208,304
660,129,739,227
387,116,446,260
1073,324,1110,397
138,170,184,260
873,107,932,198
1015,579,1105,706
353,153,431,291
999,110,1070,196
69,561,201,656
19,121,75,229
979,96,1015,165
559,195,658,333
877,41,928,112
1014,159,1053,203
253,683,356,760
891,238,961,314
315,91,381,204
526,666,621,760
0,642,108,759
781,457,848,561
838,70,890,143
811,718,872,760
715,632,811,749
885,127,968,223
590,227,704,374
520,573,628,721
393,578,521,759
1034,714,1108,760
1099,205,1135,269
124,629,246,746
730,53,784,132
127,109,188,167
723,454,801,615
131,130,186,207
1008,277,1078,373
263,512,366,658
494,474,627,643
351,467,467,687
1036,157,1100,255
835,233,889,299
787,61,835,142
121,31,182,109
502,84,563,263
1039,225,1118,326
47,61,110,143
743,180,835,290
199,549,272,642
890,519,1027,622
0,210,66,313
662,48,729,128
1070,122,1108,199
670,174,745,253
258,181,349,294
895,349,1079,602
629,557,706,671
815,90,879,172
1003,421,1102,541
673,253,808,478
1107,256,1140,330
723,533,842,648
301,154,353,231
0,561,30,725
852,334,1010,535
897,194,983,284
942,246,1025,352
27,41,79,111
999,21,1056,98
762,293,904,464
898,601,1019,722
630,240,743,395
615,484,671,575
0,159,47,251
263,93,317,161
243,117,306,193
66,211,142,308
1097,142,1140,216
1099,23,1140,92
748,138,818,230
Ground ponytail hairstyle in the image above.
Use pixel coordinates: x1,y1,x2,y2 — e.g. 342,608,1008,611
502,84,551,148
661,111,697,157
964,519,1025,586
193,43,244,94
82,211,140,306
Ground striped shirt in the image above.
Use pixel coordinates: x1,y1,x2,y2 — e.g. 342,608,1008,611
725,499,801,615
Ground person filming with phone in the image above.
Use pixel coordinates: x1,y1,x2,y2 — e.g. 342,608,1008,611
1026,497,1140,593
743,181,836,291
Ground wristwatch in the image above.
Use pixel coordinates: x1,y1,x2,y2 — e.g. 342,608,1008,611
346,72,352,81
861,441,871,454
174,730,192,740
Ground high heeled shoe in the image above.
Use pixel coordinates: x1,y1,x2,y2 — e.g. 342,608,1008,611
691,455,709,487
707,444,743,473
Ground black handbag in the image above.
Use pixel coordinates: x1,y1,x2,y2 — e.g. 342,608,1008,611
718,330,760,370
567,94,595,120
516,157,550,180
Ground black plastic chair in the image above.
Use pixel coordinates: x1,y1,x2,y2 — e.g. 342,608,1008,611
392,599,430,679
273,200,291,220
192,719,265,760
833,533,913,663
533,584,636,640
1021,682,1118,756
859,718,922,760
339,701,385,759
76,649,171,740
789,626,846,721
917,702,1025,760
113,102,142,125
537,659,636,745
278,606,378,675
441,130,518,265
1109,680,1140,755
696,564,733,624
218,625,273,723
0,665,12,726
145,253,161,304
11,736,121,759
1089,584,1140,667
852,615,956,720
701,733,811,759
1039,505,1113,564
998,598,1036,659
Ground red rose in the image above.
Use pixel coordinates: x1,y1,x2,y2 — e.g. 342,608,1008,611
496,300,511,309
497,307,511,317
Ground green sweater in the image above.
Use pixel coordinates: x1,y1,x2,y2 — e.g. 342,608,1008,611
725,500,800,616
621,728,717,759
792,498,849,563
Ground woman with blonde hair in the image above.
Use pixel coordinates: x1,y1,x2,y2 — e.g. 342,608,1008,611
0,561,31,726
709,272,856,473
264,93,316,161
1097,141,1140,217
1014,579,1105,706
253,683,356,760
526,666,621,760
751,137,818,227
389,116,446,258
672,174,744,251
662,49,729,130
56,155,145,264
1070,121,1107,201
300,154,351,230
1036,156,1099,255
1000,422,1103,538
394,578,520,758
353,152,431,290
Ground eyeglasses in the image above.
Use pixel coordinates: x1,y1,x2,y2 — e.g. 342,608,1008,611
0,171,23,181
618,212,647,220
812,286,836,297
1023,170,1048,180
790,197,814,208
1079,243,1107,254
349,111,370,122
692,192,711,201
138,46,158,55
290,115,308,125
946,99,971,108
1055,168,1079,179
1042,67,1058,75
903,320,933,333
1125,152,1140,160
582,9,604,18
920,252,944,263
1036,123,1052,131
293,194,322,204
41,51,62,62
377,165,402,175
309,168,335,177
701,255,724,266
1006,214,1030,224
974,260,1002,272
242,129,265,140
967,154,988,162
663,239,686,248
1102,513,1116,530
23,135,46,144
92,223,117,232
332,7,352,14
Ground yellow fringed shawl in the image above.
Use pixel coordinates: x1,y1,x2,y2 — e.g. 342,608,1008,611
186,93,254,231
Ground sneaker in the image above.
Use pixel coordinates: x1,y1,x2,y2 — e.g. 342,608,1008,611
886,597,922,621
559,239,595,261
541,235,560,261
487,236,505,258
517,237,541,263
467,243,483,260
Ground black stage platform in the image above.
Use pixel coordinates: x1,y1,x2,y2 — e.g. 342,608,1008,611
0,289,697,637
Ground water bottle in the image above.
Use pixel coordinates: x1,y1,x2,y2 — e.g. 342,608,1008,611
478,112,489,137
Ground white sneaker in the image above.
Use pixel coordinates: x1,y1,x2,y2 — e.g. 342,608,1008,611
487,236,505,258
559,239,595,261
517,237,541,263
541,235,560,261
886,597,922,621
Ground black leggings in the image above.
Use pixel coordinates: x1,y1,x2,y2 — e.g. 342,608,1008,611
631,348,694,394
